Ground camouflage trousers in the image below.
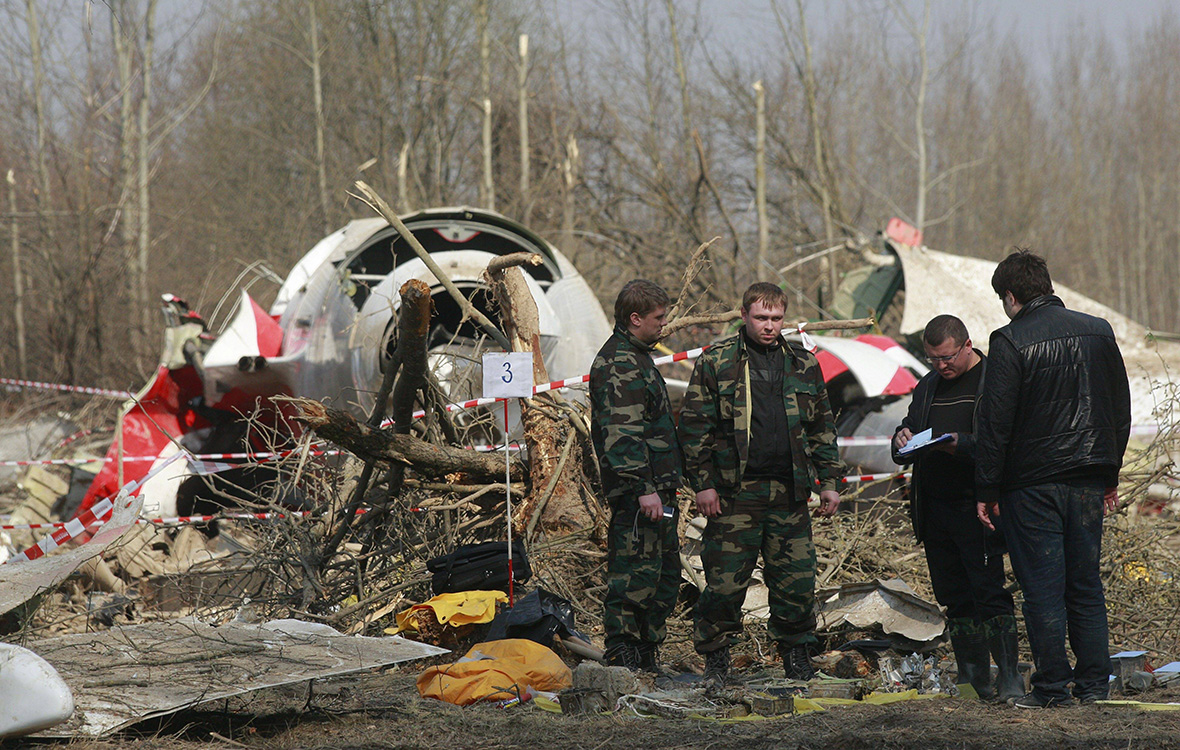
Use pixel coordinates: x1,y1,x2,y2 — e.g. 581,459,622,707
694,479,816,653
603,491,681,650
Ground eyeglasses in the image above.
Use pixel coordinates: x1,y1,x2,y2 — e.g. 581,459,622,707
924,343,966,365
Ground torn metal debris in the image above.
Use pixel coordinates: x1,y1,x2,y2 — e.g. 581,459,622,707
27,618,447,737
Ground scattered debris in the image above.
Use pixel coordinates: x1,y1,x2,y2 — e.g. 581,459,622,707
815,579,946,647
0,491,143,618
26,617,447,737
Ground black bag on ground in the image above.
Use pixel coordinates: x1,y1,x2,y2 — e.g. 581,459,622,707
426,541,531,595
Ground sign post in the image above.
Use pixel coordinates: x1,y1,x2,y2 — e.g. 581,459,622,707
481,352,533,605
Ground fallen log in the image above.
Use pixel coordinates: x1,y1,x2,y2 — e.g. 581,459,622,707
288,397,524,481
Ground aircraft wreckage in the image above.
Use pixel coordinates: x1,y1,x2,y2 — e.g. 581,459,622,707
63,213,1169,521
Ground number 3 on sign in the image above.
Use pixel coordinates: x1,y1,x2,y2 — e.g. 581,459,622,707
483,352,534,399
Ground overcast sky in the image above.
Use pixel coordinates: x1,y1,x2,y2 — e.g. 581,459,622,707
548,0,1179,75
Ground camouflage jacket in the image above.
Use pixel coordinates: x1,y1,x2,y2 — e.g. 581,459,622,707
679,332,844,498
590,326,685,499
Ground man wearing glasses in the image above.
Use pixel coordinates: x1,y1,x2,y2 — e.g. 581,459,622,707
892,315,1023,703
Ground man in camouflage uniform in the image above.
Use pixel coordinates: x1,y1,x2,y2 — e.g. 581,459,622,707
590,279,685,672
679,282,844,687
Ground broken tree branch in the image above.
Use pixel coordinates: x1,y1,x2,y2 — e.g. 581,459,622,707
661,313,876,340
487,252,543,275
667,237,719,323
288,397,524,480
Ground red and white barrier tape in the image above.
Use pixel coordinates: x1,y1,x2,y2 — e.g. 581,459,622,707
5,452,185,563
0,377,134,400
5,496,117,562
0,470,912,534
0,447,346,469
2,504,365,533
841,472,910,483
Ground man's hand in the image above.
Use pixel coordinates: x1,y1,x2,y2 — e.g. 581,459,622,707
893,428,913,452
638,491,663,521
932,432,959,453
977,500,998,531
1103,487,1119,516
695,488,721,518
815,490,840,518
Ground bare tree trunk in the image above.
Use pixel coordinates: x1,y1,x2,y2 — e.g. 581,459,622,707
309,0,331,234
664,0,694,142
1136,170,1149,325
111,0,140,358
754,80,767,280
26,0,52,228
397,142,411,213
135,0,158,367
795,0,838,294
913,1,931,234
7,171,25,377
478,0,494,210
518,34,530,221
562,135,579,251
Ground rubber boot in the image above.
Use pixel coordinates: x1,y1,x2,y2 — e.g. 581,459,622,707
949,620,995,700
985,618,1025,704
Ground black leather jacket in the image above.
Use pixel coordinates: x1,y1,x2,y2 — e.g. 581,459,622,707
975,295,1131,503
891,352,985,542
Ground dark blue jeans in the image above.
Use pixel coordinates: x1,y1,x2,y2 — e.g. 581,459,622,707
1001,480,1111,701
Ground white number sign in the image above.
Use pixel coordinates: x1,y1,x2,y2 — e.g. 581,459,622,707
482,352,535,399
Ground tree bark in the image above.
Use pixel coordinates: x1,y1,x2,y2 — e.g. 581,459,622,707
518,34,530,221
290,397,523,481
478,0,494,211
136,0,158,366
486,263,595,536
7,171,25,378
754,80,768,281
309,0,331,235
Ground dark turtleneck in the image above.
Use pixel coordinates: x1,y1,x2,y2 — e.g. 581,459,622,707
743,331,793,481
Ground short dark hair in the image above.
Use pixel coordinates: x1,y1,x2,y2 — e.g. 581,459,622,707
614,279,670,326
741,282,788,312
991,248,1053,304
923,315,969,348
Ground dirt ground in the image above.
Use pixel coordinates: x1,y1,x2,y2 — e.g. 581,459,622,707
39,668,1180,750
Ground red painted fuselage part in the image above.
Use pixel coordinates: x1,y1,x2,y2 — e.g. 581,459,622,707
76,365,205,517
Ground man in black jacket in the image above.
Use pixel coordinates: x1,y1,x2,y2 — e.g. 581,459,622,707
892,315,1022,702
976,249,1131,709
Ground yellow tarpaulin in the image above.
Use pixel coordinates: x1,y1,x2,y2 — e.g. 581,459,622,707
418,639,573,706
386,590,507,635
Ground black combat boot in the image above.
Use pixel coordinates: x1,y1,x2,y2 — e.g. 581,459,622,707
985,616,1025,704
780,643,816,681
604,639,641,672
701,645,730,692
637,641,678,682
949,619,996,700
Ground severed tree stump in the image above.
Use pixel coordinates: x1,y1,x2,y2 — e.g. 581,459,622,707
486,255,601,537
